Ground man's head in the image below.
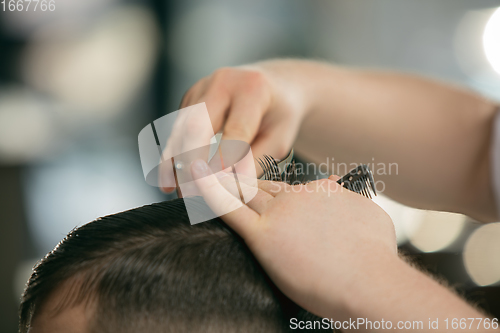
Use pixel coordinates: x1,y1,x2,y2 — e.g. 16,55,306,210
20,198,330,332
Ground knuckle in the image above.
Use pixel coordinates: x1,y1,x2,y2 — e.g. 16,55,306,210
212,67,234,81
209,67,237,96
211,67,269,97
241,70,268,91
184,116,207,136
185,78,207,103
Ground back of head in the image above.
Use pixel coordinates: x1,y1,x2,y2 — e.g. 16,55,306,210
20,198,330,332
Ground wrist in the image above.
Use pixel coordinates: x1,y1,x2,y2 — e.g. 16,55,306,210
340,252,406,318
339,256,488,332
255,59,319,119
301,249,402,320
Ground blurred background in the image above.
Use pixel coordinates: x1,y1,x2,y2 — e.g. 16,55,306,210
1,0,500,331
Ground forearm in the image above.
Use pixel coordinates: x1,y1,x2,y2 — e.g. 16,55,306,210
262,59,499,221
333,258,497,333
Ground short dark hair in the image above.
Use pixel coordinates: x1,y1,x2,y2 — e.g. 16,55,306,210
19,198,331,332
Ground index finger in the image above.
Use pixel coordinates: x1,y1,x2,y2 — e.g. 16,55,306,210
191,159,261,238
157,103,217,192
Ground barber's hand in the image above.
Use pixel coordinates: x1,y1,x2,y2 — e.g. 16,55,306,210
161,62,309,193
190,159,398,320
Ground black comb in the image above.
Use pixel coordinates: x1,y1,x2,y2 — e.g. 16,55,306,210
257,154,302,185
258,152,376,199
336,164,377,199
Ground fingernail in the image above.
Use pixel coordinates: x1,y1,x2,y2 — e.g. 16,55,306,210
328,175,341,181
161,187,175,193
191,159,210,177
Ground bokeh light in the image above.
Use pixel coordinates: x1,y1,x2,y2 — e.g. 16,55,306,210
483,7,500,75
464,223,500,286
373,195,466,252
22,5,159,119
372,194,424,245
0,88,55,163
409,211,466,253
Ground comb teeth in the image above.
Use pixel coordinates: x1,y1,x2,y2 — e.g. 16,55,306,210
337,164,377,199
257,155,302,185
258,155,376,199
257,155,280,181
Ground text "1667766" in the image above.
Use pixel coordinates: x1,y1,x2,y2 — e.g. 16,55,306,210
1,0,55,11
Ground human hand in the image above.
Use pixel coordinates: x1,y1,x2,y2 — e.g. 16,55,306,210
190,159,398,320
160,61,310,193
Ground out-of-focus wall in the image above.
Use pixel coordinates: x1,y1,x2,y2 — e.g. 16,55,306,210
0,1,166,331
1,1,500,332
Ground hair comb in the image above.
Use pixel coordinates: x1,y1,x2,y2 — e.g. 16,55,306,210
257,149,300,185
336,164,377,199
257,150,377,199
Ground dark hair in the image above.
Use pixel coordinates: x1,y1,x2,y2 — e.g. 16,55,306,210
19,198,331,332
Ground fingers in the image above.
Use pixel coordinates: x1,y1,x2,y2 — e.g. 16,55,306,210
167,67,276,196
193,83,231,133
180,68,275,156
257,179,291,196
180,78,208,108
257,176,343,198
250,117,296,160
178,110,215,157
222,92,268,144
159,158,176,193
177,78,228,156
235,175,274,214
160,72,233,194
191,159,261,237
159,102,214,193
181,75,230,134
228,168,292,199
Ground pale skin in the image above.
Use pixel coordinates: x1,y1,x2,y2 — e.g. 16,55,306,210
190,161,497,333
174,59,499,330
169,59,499,222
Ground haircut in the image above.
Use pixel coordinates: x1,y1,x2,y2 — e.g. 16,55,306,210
19,198,331,332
